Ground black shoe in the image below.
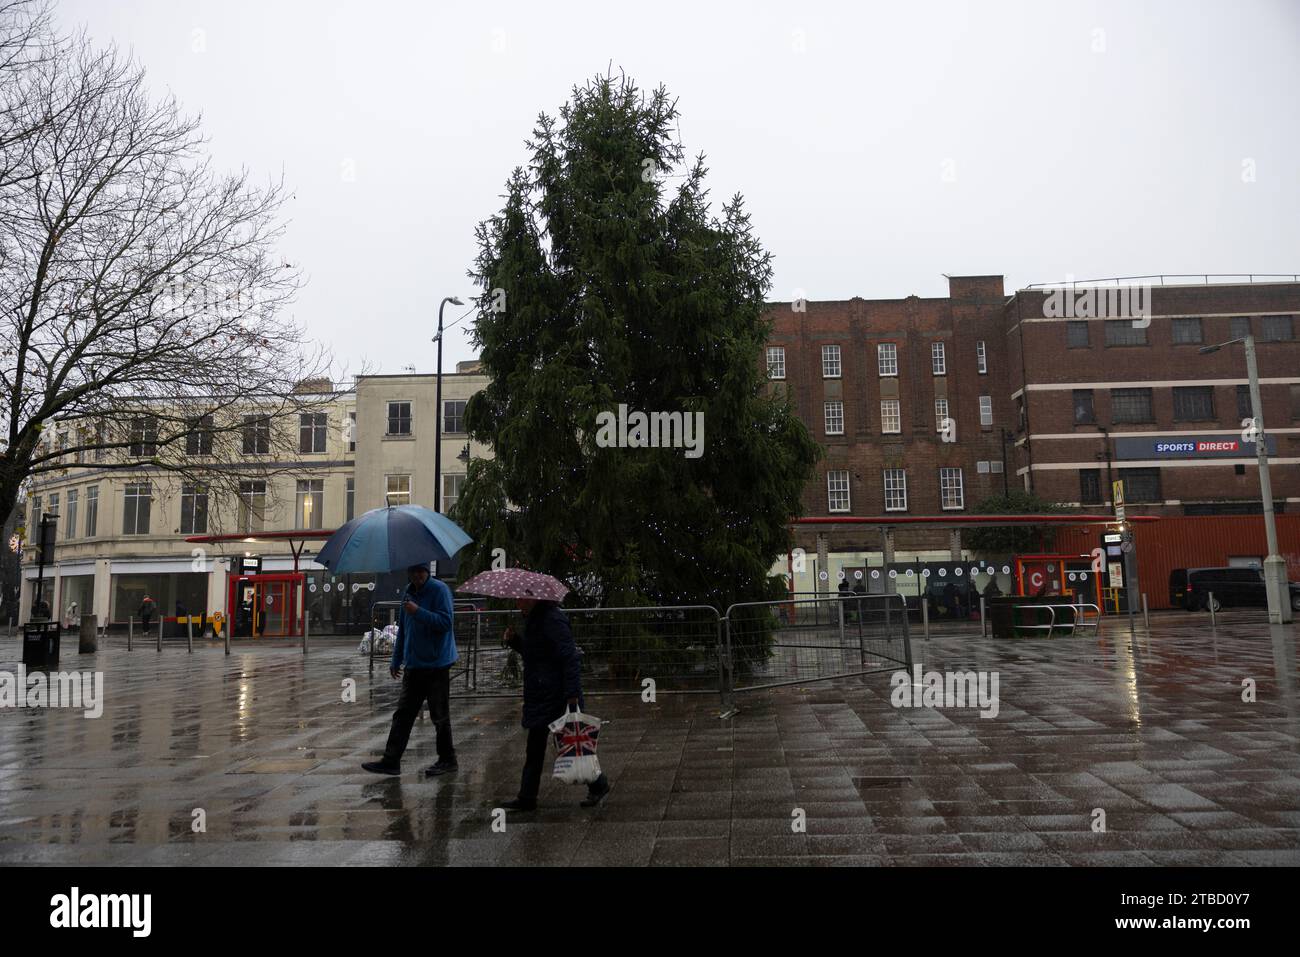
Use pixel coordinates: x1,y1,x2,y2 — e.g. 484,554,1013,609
581,783,611,808
424,758,458,777
362,761,400,776
502,798,537,811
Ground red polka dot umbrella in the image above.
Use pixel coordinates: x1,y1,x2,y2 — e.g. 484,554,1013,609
458,569,570,603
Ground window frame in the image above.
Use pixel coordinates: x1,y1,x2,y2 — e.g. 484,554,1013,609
386,401,413,436
979,395,993,428
939,467,964,510
1111,387,1154,424
180,482,209,535
1172,385,1215,422
821,344,842,379
877,342,898,377
122,482,152,535
931,341,947,376
766,346,786,380
823,400,844,436
826,470,851,513
883,468,907,512
880,399,901,434
976,340,987,374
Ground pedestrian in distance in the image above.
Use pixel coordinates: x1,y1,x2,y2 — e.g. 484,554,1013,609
363,562,459,778
139,595,156,632
501,596,610,811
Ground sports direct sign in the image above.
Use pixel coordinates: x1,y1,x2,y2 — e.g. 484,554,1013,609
1115,434,1277,460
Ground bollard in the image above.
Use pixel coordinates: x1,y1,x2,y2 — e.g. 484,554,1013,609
7,617,12,639
128,616,133,651
1141,593,1150,630
1208,592,1216,628
921,594,930,640
980,596,986,638
303,611,309,656
187,615,193,653
224,618,230,656
157,615,163,651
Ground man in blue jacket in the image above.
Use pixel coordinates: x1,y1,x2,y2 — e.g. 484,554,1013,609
362,563,459,777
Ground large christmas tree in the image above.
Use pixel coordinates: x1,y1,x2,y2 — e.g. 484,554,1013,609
458,73,818,611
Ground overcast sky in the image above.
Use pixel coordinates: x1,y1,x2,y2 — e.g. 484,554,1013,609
55,0,1300,377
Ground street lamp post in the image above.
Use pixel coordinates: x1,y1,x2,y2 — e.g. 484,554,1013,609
1200,335,1292,624
433,296,464,514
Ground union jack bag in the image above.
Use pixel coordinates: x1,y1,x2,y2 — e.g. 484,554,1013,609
549,706,603,785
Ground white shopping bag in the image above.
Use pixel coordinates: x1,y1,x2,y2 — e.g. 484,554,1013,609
549,706,603,786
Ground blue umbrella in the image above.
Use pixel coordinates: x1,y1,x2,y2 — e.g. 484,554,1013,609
315,505,473,573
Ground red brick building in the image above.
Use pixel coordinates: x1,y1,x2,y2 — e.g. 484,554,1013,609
765,275,1300,578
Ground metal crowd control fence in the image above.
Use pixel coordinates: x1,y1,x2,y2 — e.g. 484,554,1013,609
722,594,912,714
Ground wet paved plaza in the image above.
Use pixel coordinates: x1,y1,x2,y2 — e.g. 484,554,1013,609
1,612,1298,866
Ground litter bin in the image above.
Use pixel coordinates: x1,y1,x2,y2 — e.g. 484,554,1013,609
22,621,61,668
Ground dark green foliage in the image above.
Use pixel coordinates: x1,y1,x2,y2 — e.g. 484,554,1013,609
964,491,1065,554
457,73,819,628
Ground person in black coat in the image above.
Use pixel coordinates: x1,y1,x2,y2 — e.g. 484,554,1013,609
501,598,610,812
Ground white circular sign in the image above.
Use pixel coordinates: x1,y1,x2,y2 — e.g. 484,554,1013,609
366,582,375,591
818,571,828,581
955,567,963,576
870,569,880,579
1079,571,1088,579
1002,565,1011,575
888,570,898,579
854,570,863,580
323,583,331,592
907,569,916,577
939,568,948,577
309,583,317,592
970,567,980,577
1068,573,1077,582
352,583,360,593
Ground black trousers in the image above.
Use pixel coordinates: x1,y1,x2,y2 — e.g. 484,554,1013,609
519,724,608,802
383,667,454,765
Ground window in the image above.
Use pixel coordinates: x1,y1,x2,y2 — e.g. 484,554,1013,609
1111,388,1154,423
93,419,107,461
1237,385,1253,420
1073,389,1096,425
346,478,355,522
237,481,266,533
295,479,323,529
934,398,949,433
387,401,412,436
881,399,901,434
1079,469,1102,505
1173,386,1215,421
242,415,270,454
1171,317,1203,344
827,470,850,512
1261,315,1295,341
443,400,467,434
976,340,987,374
931,341,946,375
1120,468,1161,503
347,411,357,452
939,468,964,510
1016,396,1026,432
979,395,993,428
883,469,907,511
821,345,841,378
1291,384,1300,420
1105,320,1147,346
990,460,1003,474
129,416,158,457
442,474,466,513
299,413,327,453
30,495,40,529
1066,321,1090,348
824,401,844,435
766,346,785,379
878,342,898,376
1230,316,1252,341
123,483,152,535
84,485,98,538
65,489,78,539
180,482,208,535
185,416,214,456
386,474,411,506
977,460,990,474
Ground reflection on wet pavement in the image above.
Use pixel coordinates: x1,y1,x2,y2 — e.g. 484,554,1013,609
0,612,1297,866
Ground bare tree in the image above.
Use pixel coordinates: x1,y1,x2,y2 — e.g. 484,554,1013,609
0,3,336,530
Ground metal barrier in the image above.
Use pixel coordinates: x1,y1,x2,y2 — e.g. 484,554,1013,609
1011,602,1101,638
722,594,912,712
